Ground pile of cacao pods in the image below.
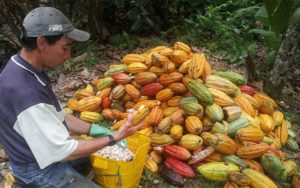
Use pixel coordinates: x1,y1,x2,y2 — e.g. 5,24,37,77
65,42,299,188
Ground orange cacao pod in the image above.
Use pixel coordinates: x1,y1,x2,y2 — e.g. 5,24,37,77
149,106,164,126
237,142,270,159
134,71,157,85
155,88,174,101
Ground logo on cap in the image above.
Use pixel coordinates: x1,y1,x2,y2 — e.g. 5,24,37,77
49,24,63,32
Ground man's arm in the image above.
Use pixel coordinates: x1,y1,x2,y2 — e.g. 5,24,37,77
64,113,91,135
63,115,143,161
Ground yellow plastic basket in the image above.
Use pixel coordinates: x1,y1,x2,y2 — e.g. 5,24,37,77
90,132,150,188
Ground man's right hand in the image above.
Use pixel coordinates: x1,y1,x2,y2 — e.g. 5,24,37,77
113,114,144,142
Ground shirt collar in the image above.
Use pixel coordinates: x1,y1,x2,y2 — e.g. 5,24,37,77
11,54,49,86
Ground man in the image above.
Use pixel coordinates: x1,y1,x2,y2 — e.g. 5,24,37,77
0,7,143,187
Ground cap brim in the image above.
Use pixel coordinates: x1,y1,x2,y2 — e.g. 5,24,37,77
65,28,90,42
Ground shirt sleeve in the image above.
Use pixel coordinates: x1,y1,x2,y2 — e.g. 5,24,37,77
13,103,78,169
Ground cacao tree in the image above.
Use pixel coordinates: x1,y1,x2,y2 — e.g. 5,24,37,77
255,0,300,98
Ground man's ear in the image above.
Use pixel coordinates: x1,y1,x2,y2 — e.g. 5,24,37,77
36,36,46,50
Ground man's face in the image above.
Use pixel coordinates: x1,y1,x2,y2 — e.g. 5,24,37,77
40,36,73,70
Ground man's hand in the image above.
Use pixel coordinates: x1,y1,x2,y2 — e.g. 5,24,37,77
89,123,112,137
113,114,144,142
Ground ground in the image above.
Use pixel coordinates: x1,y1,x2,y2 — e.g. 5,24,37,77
0,40,299,187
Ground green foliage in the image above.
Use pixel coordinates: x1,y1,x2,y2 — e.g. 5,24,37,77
173,0,260,64
108,32,140,50
81,56,100,71
253,0,298,66
290,7,300,24
263,0,294,36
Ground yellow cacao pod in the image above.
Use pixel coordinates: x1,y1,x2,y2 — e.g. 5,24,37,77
173,41,191,54
258,114,274,133
179,134,203,150
188,53,207,79
79,111,102,123
76,96,102,112
185,116,203,135
170,124,183,140
242,168,277,188
197,162,240,182
131,105,150,126
122,54,146,64
144,156,158,173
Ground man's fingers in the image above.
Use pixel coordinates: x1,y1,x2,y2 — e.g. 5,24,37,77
126,114,133,124
131,120,145,132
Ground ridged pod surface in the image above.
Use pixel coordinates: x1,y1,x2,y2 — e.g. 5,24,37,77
159,72,183,86
272,111,284,127
124,84,140,99
131,105,150,126
164,145,192,161
79,111,102,123
75,89,94,100
205,75,238,95
274,120,288,146
170,125,183,140
208,88,235,107
149,133,174,146
205,103,224,122
197,162,240,182
201,132,238,155
148,106,164,126
254,92,277,115
157,117,172,133
140,82,164,96
188,53,207,79
155,88,174,101
258,114,274,133
134,71,157,85
109,84,126,100
170,50,189,64
144,157,158,173
169,83,187,94
242,168,277,188
185,116,203,135
173,41,191,54
122,54,146,64
212,70,247,86
111,73,132,84
187,80,213,105
179,134,203,150
234,94,256,117
96,77,114,90
127,63,148,74
236,142,270,159
236,127,264,143
76,96,102,112
164,157,195,178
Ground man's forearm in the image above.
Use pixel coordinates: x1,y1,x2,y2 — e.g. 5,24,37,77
63,134,120,161
64,114,91,135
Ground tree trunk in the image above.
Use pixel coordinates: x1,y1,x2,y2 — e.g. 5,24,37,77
264,22,300,99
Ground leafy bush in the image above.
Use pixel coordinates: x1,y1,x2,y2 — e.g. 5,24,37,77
167,0,261,65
